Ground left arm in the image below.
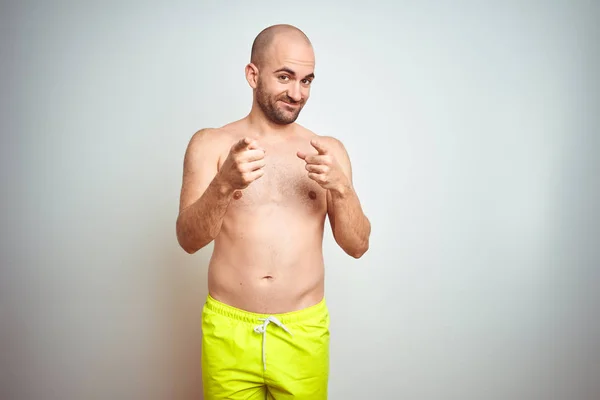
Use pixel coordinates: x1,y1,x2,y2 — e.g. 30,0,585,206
327,183,371,258
297,137,371,258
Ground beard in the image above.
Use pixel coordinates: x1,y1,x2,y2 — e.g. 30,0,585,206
255,79,305,125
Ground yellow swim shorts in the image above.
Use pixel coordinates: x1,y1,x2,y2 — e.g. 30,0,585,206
201,294,330,399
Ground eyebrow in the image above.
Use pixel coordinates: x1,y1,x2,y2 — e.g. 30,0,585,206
273,67,315,80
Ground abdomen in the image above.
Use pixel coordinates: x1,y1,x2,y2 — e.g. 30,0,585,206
207,207,327,313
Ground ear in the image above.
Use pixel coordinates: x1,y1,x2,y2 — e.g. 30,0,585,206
245,63,259,89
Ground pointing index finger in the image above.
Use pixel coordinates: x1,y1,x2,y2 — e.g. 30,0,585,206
232,137,262,153
310,139,328,155
232,137,251,152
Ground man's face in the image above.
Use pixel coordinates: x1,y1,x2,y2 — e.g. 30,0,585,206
255,39,315,125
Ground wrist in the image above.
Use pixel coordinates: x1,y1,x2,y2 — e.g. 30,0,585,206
330,182,353,198
213,174,234,196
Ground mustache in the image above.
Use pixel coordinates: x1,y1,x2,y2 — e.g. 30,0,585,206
278,95,303,105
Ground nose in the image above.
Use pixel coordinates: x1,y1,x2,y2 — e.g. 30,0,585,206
287,82,302,102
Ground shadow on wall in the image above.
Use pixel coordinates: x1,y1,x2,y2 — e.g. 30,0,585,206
161,236,212,400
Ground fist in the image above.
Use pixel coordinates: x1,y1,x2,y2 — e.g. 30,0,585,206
218,137,266,190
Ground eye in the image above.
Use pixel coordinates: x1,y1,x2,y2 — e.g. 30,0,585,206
278,75,290,81
302,79,313,85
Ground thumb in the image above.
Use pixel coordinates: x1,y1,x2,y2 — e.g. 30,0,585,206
297,151,307,160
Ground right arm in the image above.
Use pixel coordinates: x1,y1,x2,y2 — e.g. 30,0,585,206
176,129,231,254
176,130,265,254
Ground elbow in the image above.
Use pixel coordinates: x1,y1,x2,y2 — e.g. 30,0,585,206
178,234,205,255
176,217,200,255
341,228,370,259
181,242,199,255
351,221,372,259
176,225,213,255
177,231,198,254
343,236,369,259
334,231,370,259
349,242,369,259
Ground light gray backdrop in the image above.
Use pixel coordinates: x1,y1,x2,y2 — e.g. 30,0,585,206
1,1,599,399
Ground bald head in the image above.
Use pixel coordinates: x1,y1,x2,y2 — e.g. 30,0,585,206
250,24,312,68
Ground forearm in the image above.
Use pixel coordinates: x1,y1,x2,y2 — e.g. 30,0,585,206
176,176,234,254
330,185,371,258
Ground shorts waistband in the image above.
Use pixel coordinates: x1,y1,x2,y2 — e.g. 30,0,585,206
204,294,327,325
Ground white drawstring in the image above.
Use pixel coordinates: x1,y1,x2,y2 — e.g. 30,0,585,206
253,316,293,371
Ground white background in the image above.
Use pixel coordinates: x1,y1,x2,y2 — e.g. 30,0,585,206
1,1,599,399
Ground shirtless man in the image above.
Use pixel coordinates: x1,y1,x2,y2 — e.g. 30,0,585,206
176,24,371,400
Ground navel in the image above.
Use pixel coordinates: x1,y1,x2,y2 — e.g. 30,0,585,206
233,190,243,200
308,190,317,200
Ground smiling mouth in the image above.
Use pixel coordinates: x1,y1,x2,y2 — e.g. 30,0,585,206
280,101,300,108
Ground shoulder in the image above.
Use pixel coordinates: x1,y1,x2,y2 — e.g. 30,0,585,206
295,124,348,154
186,125,238,153
188,127,217,145
181,128,236,172
317,135,346,153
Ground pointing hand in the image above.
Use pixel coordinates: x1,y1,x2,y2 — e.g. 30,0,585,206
218,137,266,191
297,139,348,192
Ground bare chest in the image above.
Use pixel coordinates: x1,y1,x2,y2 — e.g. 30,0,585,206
229,152,326,212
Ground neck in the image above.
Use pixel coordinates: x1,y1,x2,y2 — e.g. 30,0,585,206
246,101,295,137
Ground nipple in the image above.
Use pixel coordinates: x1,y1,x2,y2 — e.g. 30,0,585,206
308,190,317,200
233,191,243,200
